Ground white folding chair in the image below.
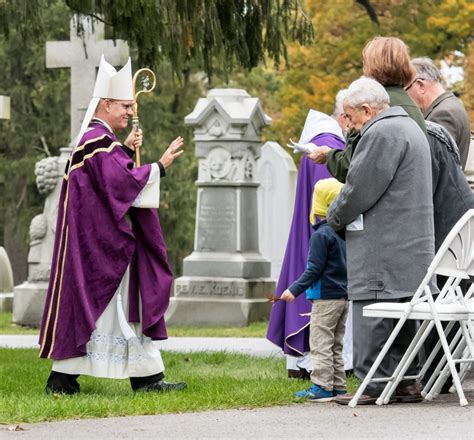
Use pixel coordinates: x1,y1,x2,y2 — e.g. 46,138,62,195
422,284,474,400
348,209,474,407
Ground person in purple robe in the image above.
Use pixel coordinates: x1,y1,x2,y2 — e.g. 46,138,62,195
39,55,186,394
266,92,352,378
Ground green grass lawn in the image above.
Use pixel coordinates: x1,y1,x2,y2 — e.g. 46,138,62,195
0,313,39,335
0,312,268,337
0,348,307,424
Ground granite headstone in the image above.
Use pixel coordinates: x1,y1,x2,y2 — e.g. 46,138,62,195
167,89,275,326
0,247,14,312
257,141,297,279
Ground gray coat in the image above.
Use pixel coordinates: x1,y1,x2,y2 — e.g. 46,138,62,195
327,107,435,301
425,91,471,170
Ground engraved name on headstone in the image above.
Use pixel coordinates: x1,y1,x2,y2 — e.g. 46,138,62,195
197,188,236,251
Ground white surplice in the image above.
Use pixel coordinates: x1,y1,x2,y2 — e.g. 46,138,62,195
53,163,165,378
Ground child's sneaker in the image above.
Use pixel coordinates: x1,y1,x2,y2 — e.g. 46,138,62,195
333,388,347,396
295,384,333,402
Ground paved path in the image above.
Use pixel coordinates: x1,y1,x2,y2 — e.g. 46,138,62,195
0,335,283,357
3,390,473,440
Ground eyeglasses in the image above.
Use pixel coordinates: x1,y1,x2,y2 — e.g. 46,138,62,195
404,77,424,91
107,99,134,111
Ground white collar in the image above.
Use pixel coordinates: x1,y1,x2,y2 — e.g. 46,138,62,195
91,117,114,134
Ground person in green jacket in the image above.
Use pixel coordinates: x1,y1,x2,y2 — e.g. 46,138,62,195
310,36,426,183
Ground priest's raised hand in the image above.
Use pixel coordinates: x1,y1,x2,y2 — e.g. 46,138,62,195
159,136,185,169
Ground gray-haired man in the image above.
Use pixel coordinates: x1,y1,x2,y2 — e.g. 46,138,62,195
327,77,435,405
406,57,471,169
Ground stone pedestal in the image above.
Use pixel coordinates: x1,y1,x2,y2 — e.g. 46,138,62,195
167,277,271,326
167,89,275,326
12,282,48,328
12,147,70,326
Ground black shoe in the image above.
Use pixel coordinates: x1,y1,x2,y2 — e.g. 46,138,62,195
136,380,187,393
395,382,423,403
45,384,80,395
334,392,378,405
45,371,80,395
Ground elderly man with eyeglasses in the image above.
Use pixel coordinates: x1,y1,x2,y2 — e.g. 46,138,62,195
406,57,471,169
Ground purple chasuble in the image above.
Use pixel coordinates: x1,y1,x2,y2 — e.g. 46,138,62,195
266,133,345,356
39,122,173,360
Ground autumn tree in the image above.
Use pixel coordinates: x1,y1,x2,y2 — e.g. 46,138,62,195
229,0,473,149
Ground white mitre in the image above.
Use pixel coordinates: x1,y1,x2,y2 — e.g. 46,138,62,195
298,109,343,145
74,54,133,148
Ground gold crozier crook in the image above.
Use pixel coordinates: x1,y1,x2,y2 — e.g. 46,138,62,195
132,68,157,167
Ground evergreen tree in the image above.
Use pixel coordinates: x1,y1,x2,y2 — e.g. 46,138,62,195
1,0,315,80
0,1,203,280
0,1,70,281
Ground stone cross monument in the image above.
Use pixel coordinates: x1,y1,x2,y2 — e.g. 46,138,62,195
13,16,129,327
166,89,275,326
46,16,129,141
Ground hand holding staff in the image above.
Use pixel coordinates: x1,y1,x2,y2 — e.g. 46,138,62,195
132,68,157,166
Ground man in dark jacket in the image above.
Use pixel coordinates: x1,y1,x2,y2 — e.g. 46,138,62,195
407,57,471,169
426,121,474,250
422,120,474,393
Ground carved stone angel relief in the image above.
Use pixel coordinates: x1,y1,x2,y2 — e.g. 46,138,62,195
199,147,234,181
200,147,257,182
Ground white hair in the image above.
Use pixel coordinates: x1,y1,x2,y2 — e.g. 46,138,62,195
344,77,390,110
332,89,347,117
412,57,442,82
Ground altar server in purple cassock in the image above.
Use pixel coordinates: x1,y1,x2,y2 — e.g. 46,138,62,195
266,91,353,378
39,55,186,394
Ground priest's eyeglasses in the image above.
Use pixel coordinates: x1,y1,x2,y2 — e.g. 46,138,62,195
107,99,134,111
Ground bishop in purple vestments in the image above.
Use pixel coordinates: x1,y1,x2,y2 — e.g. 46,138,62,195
39,55,186,394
